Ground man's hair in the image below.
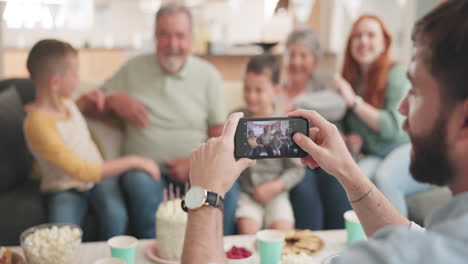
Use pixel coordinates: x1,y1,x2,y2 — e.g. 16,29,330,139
26,39,77,81
245,54,280,85
155,3,193,33
412,0,468,103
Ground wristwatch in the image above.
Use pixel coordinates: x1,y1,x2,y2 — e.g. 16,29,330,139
181,186,224,212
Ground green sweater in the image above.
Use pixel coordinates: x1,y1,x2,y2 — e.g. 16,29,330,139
345,64,410,157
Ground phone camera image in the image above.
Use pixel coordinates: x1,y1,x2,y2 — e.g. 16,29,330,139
235,117,308,159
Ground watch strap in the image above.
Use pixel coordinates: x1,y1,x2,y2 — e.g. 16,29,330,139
181,190,224,212
206,191,224,211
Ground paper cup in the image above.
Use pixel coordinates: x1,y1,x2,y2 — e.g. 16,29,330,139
94,257,126,264
108,236,138,264
344,210,366,244
256,230,285,264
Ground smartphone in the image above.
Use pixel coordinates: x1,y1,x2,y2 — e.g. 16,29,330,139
234,117,309,159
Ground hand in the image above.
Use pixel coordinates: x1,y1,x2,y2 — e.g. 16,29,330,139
345,134,363,157
165,158,190,184
333,75,356,107
189,112,256,195
107,92,149,128
133,156,160,181
76,89,106,117
252,179,285,204
289,109,357,180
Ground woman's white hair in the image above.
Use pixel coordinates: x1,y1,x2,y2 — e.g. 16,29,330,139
285,28,323,62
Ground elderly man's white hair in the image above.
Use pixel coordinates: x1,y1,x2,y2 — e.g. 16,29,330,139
155,3,193,33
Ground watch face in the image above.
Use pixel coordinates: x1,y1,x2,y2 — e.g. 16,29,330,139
185,186,207,210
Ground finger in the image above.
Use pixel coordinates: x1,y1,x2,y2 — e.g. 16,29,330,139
306,156,319,168
136,107,149,126
127,114,144,128
293,133,322,158
222,112,244,141
96,92,105,111
151,170,160,181
288,110,332,132
236,158,256,170
135,114,148,128
309,127,320,142
164,159,176,167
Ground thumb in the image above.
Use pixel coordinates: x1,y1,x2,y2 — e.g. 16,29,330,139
97,93,105,111
293,133,322,157
236,158,256,171
164,159,175,166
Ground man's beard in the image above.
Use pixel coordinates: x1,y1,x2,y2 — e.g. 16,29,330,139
409,113,456,186
158,48,186,73
159,57,185,73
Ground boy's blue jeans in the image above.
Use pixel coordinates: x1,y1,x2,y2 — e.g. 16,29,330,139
45,177,128,240
121,170,239,238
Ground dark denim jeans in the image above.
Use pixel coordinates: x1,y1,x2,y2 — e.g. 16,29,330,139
45,177,128,240
290,167,351,230
121,170,239,238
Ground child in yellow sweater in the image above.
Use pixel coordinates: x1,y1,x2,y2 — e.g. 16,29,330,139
23,39,160,240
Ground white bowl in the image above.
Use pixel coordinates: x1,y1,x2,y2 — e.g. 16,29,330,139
20,223,82,264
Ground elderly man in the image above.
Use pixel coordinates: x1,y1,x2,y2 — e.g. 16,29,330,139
180,1,468,263
78,3,238,238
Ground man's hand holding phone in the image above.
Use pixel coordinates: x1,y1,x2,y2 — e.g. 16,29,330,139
190,113,256,195
289,109,359,181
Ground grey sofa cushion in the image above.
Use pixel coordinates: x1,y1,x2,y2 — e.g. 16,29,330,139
407,187,452,225
0,180,46,246
0,87,32,194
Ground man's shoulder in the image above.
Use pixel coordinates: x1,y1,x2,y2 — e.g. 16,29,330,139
187,56,221,78
336,224,467,264
117,53,156,73
126,53,155,65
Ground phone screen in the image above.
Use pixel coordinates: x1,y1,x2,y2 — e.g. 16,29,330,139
234,117,309,159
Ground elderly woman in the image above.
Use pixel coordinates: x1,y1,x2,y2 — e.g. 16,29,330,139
282,29,352,230
278,28,346,121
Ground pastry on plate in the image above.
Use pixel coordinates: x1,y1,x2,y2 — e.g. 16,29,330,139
282,229,324,255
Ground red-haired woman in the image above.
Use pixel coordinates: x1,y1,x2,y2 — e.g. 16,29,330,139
334,15,429,216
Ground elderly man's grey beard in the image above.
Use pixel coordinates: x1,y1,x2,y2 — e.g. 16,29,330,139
159,57,185,73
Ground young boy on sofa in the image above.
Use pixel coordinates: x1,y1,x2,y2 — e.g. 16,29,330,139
23,39,160,240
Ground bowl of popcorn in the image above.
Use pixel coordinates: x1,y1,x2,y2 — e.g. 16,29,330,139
20,223,82,264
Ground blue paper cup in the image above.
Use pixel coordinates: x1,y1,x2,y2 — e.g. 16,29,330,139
344,210,366,244
107,236,138,264
256,230,285,264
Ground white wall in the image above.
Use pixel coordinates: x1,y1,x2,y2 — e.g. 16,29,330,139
322,0,416,69
2,0,153,50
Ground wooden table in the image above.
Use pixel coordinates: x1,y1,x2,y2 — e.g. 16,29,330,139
8,230,347,264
